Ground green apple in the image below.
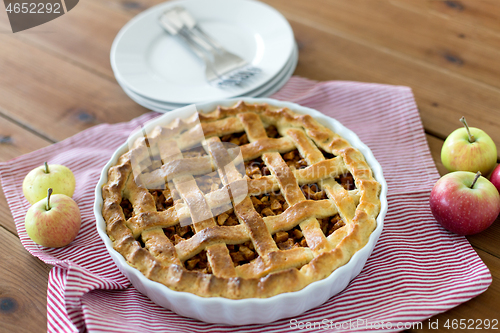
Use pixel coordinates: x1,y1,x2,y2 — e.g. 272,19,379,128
22,162,76,204
441,117,497,175
25,188,81,248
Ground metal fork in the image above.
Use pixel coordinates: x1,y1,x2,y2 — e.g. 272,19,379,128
159,7,261,87
159,13,222,83
174,7,261,81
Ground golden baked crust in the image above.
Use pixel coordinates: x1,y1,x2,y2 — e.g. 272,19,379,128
102,101,381,299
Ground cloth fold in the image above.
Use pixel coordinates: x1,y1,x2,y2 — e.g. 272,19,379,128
0,77,491,333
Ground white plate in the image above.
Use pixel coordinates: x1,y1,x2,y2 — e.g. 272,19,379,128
94,98,388,325
117,43,298,112
116,41,298,106
111,0,294,104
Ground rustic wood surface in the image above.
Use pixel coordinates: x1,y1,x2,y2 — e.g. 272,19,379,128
0,0,499,332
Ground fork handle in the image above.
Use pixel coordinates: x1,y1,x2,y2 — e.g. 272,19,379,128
175,7,226,52
181,27,218,54
178,31,221,77
178,31,208,61
193,26,225,52
159,17,220,78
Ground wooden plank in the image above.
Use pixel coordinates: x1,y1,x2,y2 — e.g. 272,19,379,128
0,0,166,80
280,19,500,155
0,0,143,80
0,0,498,145
262,0,500,90
410,248,500,332
0,34,149,142
0,226,51,333
393,0,500,35
3,0,500,94
62,0,500,153
0,117,52,235
0,186,15,236
468,219,500,261
92,0,164,15
2,0,500,148
425,134,447,177
0,116,53,161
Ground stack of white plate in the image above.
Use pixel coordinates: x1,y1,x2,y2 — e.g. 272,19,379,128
110,0,297,113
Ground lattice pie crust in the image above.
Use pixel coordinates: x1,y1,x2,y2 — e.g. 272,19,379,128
102,101,381,299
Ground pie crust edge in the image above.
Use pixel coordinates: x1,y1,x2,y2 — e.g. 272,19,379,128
101,101,382,299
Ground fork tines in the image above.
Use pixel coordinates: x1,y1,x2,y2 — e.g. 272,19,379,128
159,7,261,87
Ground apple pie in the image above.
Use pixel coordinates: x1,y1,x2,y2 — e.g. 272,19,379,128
101,101,381,299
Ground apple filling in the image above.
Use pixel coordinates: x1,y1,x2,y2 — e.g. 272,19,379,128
121,127,349,272
164,223,194,243
336,173,356,191
120,198,134,220
149,189,175,211
228,241,256,266
320,148,336,160
282,149,308,170
299,183,346,236
196,171,223,194
301,183,326,200
274,227,307,250
220,131,250,145
184,250,212,273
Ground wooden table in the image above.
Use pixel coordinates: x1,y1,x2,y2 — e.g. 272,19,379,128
1,0,499,332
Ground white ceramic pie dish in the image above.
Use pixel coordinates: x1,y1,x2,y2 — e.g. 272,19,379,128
94,98,388,325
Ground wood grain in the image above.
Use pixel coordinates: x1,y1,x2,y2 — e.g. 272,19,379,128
285,19,500,155
95,0,165,16
0,227,51,333
263,0,500,89
0,0,165,80
0,115,52,161
0,185,17,236
0,116,53,235
0,34,149,142
425,134,447,177
2,0,500,149
0,0,134,80
393,0,500,35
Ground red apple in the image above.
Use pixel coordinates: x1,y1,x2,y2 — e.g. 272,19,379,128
25,188,81,248
489,164,500,194
430,171,500,235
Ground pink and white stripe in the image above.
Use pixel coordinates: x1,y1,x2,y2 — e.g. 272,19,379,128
0,77,491,333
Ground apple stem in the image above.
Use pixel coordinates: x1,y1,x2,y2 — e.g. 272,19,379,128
460,117,476,143
471,171,481,189
46,188,53,211
44,162,49,174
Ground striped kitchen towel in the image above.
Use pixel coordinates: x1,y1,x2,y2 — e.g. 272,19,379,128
0,77,491,332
